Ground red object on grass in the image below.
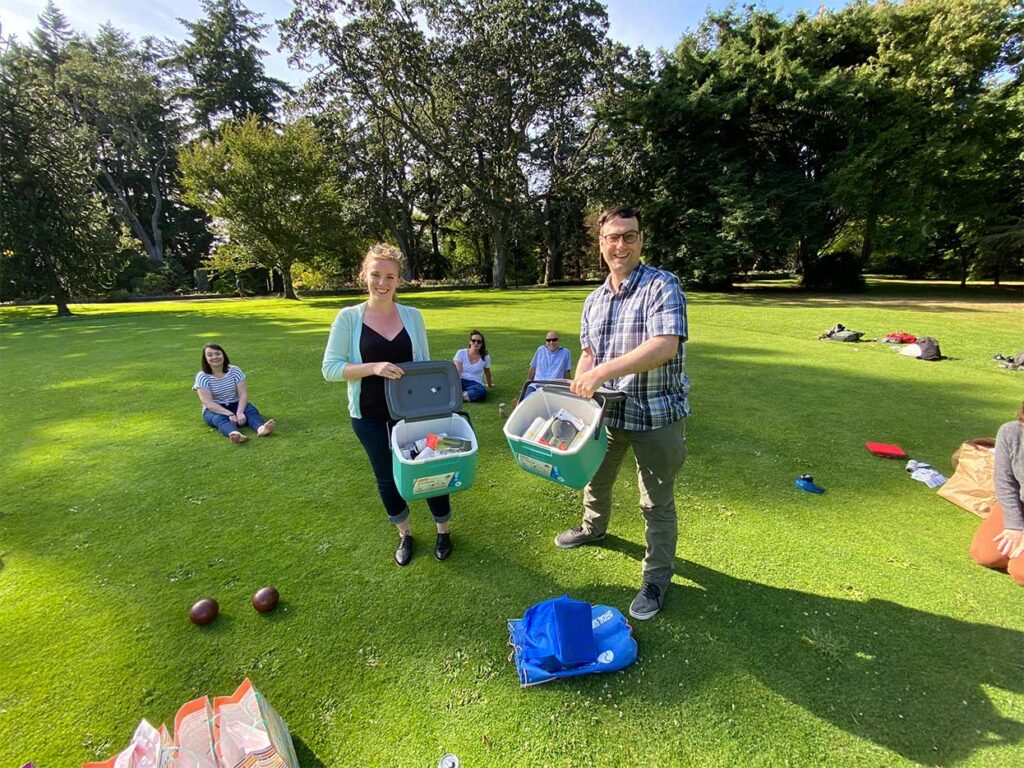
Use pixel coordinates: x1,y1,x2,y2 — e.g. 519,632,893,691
865,442,907,458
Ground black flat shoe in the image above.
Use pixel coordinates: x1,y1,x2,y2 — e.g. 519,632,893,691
395,534,413,566
435,532,453,561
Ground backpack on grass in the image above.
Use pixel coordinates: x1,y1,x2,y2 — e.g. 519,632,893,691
819,323,864,342
916,337,943,361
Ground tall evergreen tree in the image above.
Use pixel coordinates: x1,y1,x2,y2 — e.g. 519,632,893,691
0,44,124,315
167,0,291,134
27,0,75,77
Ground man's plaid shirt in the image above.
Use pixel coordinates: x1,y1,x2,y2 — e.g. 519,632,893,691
580,262,690,431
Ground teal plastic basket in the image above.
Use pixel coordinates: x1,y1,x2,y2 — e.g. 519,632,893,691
503,381,622,489
386,361,477,502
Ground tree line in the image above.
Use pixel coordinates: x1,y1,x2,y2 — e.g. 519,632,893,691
1,0,1020,314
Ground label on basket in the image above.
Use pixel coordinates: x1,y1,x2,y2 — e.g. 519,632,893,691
413,471,460,494
517,454,555,477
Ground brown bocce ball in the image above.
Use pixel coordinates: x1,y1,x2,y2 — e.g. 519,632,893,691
189,597,219,626
252,586,280,613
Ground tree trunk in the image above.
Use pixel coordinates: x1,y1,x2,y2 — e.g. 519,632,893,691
392,226,415,281
430,210,440,265
543,225,561,286
953,243,968,288
98,166,162,266
282,263,298,300
491,224,507,288
148,154,167,266
481,232,492,283
861,210,876,264
37,249,73,315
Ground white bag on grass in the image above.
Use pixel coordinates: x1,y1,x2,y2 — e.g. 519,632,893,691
213,679,299,768
172,696,218,768
82,720,172,768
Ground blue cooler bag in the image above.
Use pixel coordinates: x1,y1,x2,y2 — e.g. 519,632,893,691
507,595,637,687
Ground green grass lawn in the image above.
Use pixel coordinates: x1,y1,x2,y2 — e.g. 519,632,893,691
1,284,1022,767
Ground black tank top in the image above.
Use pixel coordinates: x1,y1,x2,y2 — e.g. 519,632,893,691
359,325,413,419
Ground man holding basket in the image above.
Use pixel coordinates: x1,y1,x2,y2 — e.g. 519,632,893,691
556,205,690,620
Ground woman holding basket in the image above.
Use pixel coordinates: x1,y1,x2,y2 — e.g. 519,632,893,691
322,244,453,566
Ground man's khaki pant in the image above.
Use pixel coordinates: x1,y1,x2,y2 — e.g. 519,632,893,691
581,418,687,587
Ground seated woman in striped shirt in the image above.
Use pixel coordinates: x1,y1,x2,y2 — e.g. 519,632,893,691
193,344,275,444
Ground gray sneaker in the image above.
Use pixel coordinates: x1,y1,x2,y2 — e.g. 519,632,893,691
629,582,664,620
553,525,606,549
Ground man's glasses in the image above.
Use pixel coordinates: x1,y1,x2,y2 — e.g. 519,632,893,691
545,338,559,343
601,231,641,245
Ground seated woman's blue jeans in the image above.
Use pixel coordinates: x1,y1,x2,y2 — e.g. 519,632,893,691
203,402,266,437
351,416,452,526
461,379,487,402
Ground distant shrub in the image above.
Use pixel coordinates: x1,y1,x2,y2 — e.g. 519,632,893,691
802,250,866,292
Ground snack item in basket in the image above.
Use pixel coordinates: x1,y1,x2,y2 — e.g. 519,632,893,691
426,433,472,454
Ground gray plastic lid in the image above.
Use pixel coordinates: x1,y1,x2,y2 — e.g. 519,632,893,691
385,360,462,421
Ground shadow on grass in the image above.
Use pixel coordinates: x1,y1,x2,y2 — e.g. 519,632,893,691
701,279,1023,312
291,735,328,767
599,535,1024,766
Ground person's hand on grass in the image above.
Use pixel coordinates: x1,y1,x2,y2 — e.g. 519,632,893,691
993,528,1024,559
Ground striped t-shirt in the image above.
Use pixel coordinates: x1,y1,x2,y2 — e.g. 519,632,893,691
193,365,246,405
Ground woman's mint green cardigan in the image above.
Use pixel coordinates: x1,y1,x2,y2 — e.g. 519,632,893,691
322,302,431,418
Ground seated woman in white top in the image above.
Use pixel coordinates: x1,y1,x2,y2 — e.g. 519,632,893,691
453,330,493,402
193,344,275,444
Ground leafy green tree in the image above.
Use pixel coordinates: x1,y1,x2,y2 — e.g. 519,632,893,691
828,0,1022,285
603,1,1021,290
179,115,356,299
283,0,612,287
314,100,431,279
166,0,291,134
57,26,181,267
0,44,124,315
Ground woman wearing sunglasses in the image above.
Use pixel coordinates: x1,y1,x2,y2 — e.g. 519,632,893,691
453,331,493,402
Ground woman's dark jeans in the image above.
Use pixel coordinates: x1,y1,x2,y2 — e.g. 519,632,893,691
461,379,487,402
203,402,266,437
351,416,451,525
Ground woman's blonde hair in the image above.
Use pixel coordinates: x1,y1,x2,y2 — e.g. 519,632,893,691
362,243,405,276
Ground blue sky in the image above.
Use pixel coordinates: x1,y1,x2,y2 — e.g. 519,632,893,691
2,0,851,86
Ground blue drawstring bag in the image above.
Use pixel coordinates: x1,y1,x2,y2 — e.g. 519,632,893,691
508,595,637,687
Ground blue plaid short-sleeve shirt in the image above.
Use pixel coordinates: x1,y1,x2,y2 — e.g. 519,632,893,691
580,263,690,431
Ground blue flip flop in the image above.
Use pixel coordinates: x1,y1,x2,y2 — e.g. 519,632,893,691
796,474,826,493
